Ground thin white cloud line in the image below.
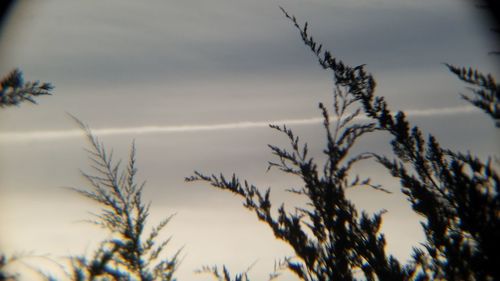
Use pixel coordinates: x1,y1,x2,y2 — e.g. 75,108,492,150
0,106,478,143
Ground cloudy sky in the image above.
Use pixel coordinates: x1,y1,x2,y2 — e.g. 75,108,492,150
0,0,499,280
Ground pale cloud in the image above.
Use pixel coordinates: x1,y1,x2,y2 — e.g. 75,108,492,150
0,106,476,143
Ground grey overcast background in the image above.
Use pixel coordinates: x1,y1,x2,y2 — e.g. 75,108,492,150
0,0,499,280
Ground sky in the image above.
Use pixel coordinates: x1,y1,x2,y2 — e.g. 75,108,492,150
0,0,499,280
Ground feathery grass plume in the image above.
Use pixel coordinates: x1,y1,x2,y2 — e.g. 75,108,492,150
196,265,250,281
445,64,499,127
187,87,407,280
281,8,499,280
0,69,53,280
188,7,499,281
196,260,286,281
67,117,180,281
187,13,408,279
0,69,53,107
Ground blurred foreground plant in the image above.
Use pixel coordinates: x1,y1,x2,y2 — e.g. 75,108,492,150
0,69,53,280
66,119,181,281
0,69,52,107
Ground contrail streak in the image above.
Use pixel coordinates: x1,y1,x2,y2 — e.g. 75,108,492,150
0,106,478,143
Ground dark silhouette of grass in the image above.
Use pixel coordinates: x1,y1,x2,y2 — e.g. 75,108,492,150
187,8,499,281
0,69,53,107
1,69,54,280
64,118,181,281
2,2,499,280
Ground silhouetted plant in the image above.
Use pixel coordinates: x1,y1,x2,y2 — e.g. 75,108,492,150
0,69,52,107
196,265,252,281
0,69,53,280
293,13,498,279
445,64,499,127
196,260,286,281
446,1,499,127
67,119,180,281
188,8,499,281
187,12,409,280
281,8,499,280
